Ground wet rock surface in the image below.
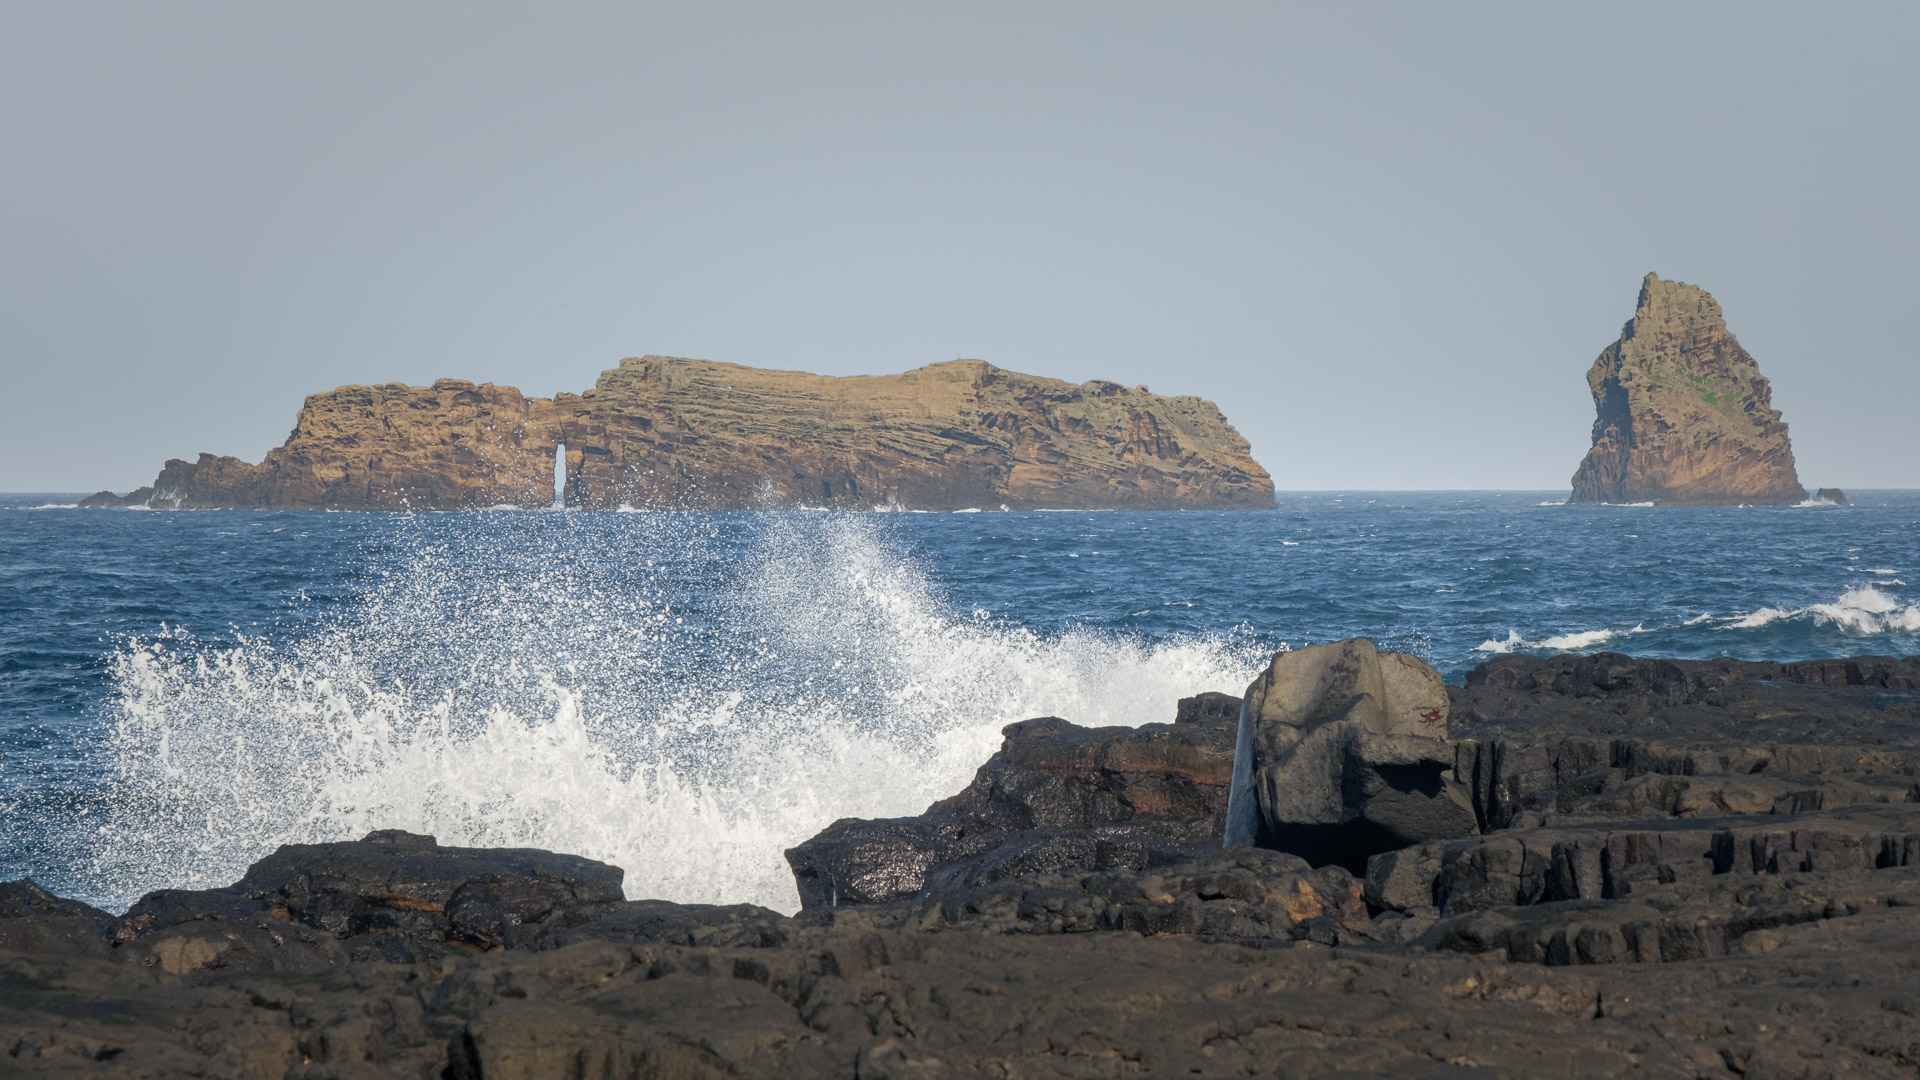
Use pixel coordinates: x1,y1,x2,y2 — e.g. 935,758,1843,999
785,699,1241,910
7,651,1920,1076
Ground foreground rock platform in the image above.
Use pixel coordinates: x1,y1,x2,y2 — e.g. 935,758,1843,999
6,651,1920,1076
5,834,1919,1077
117,356,1275,511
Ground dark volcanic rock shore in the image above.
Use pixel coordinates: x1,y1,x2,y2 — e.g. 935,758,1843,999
7,651,1920,1077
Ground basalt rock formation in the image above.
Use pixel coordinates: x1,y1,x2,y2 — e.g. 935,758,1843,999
1570,273,1809,506
7,654,1920,1076
784,693,1243,910
135,357,1274,511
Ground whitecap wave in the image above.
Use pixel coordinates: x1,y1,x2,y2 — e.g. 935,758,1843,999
1810,585,1920,634
87,515,1264,914
1536,629,1615,651
1723,585,1920,636
1475,624,1635,654
1475,630,1522,653
1728,607,1793,629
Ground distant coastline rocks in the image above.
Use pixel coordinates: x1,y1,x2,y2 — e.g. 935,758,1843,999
1570,273,1814,506
77,487,152,508
110,357,1275,512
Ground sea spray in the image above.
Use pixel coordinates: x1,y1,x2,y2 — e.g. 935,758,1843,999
88,513,1264,913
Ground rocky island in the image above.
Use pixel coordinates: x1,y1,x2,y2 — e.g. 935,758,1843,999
1570,274,1814,506
93,357,1274,512
7,641,1919,1077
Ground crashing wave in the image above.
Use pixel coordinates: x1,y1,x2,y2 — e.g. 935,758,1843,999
1724,585,1920,635
87,515,1264,915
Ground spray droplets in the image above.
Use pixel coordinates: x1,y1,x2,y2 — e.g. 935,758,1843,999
89,513,1260,913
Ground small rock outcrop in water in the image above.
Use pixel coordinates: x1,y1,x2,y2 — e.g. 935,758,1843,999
1813,486,1849,505
7,651,1920,1076
1570,273,1808,505
134,357,1275,511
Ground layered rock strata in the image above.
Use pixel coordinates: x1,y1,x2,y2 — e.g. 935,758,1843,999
147,381,579,511
1570,273,1809,505
134,357,1274,511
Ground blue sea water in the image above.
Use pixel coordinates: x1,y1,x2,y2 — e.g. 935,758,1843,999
3,491,1917,913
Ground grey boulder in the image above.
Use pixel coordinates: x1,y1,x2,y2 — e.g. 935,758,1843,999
1231,639,1477,870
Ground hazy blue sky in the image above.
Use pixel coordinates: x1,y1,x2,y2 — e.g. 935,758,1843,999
2,2,1913,492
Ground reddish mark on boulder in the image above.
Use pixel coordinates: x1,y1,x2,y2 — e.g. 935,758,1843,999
1417,708,1444,727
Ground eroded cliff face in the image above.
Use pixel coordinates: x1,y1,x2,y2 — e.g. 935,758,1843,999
143,358,1274,511
150,381,566,510
1569,274,1806,506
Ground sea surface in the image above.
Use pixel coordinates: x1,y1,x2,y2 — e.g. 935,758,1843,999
3,491,1917,914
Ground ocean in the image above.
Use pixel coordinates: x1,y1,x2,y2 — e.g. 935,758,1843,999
3,491,1917,915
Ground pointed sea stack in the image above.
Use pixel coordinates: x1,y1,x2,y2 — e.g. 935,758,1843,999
1569,274,1807,506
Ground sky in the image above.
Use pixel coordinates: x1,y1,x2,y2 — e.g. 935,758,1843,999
1,2,1914,493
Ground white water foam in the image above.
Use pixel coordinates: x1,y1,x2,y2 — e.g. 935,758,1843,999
1535,629,1616,651
1728,607,1793,629
1475,626,1627,654
1724,584,1920,635
1809,585,1920,634
87,515,1263,914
